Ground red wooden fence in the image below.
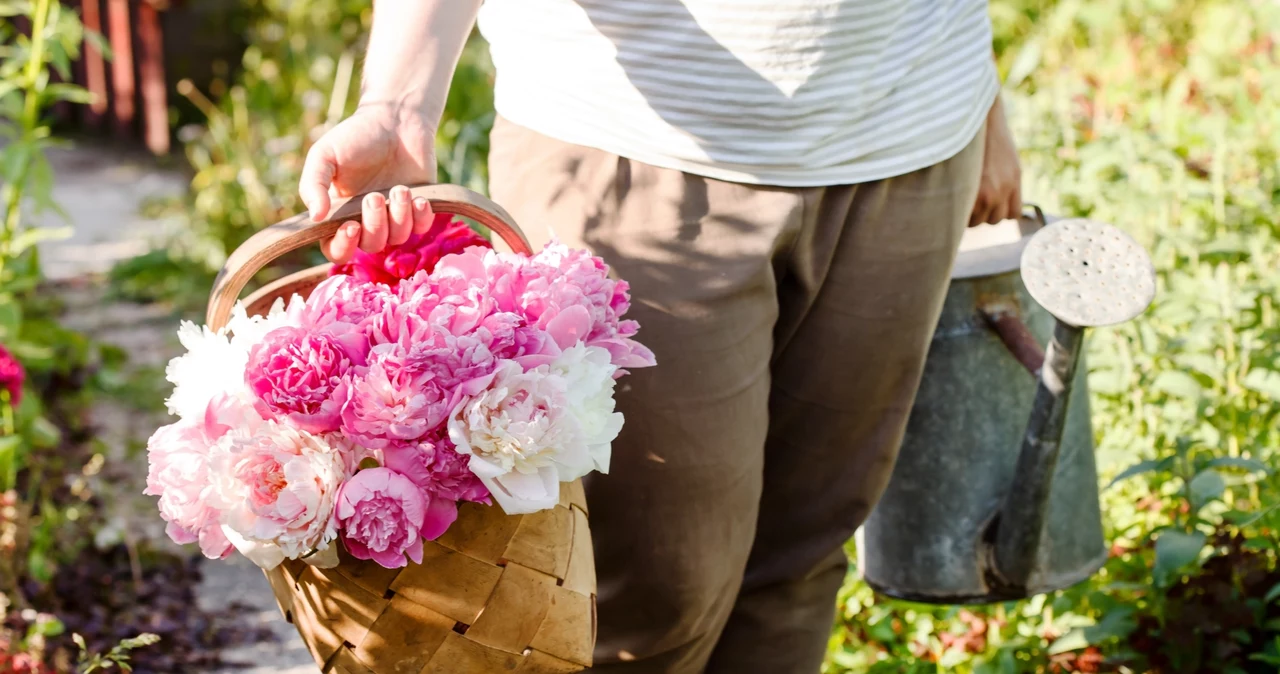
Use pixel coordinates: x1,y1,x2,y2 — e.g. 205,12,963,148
74,0,171,154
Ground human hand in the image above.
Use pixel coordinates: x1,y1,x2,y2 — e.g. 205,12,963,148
969,95,1023,227
298,104,438,263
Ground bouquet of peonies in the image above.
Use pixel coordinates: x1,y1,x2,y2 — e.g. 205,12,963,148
145,214,654,571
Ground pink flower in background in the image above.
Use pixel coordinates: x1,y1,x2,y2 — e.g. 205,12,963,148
331,213,491,287
336,467,429,568
246,325,368,433
144,415,233,559
0,344,23,407
382,431,489,504
210,421,346,567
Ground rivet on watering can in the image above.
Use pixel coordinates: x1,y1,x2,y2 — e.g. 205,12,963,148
984,218,1156,593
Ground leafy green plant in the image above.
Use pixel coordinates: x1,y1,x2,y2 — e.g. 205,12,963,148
72,632,159,673
0,0,93,274
0,0,135,624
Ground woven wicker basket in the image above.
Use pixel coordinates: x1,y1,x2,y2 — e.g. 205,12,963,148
205,184,597,674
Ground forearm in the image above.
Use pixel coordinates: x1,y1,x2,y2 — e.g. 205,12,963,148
359,0,484,128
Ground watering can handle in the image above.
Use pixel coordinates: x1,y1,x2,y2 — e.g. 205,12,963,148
204,184,533,332
977,204,1051,375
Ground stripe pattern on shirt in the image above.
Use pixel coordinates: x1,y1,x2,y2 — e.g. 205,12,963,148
477,0,999,187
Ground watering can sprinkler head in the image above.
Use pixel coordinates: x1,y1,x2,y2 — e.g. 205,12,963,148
983,216,1157,593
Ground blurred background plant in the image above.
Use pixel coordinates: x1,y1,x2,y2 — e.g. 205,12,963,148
91,0,1280,670
0,0,122,603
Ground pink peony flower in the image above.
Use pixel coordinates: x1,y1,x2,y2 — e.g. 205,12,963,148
301,274,396,335
210,420,346,566
0,344,23,407
382,431,489,504
331,213,491,287
520,242,656,369
144,413,233,560
432,242,656,372
336,467,440,568
246,325,368,433
338,344,458,450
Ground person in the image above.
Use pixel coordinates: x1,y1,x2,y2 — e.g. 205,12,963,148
298,1,1022,672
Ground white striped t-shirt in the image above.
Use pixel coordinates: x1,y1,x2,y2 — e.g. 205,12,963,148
477,0,999,187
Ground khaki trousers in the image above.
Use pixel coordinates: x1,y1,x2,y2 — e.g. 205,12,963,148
489,117,985,674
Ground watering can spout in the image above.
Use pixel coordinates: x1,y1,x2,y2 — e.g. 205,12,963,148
986,322,1085,589
984,219,1156,593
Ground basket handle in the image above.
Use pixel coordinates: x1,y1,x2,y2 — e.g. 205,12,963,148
205,184,532,331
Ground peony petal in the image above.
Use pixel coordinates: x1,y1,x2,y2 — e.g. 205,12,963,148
405,537,424,565
483,467,560,515
165,521,198,545
222,525,287,570
420,497,458,541
302,543,341,569
545,304,592,350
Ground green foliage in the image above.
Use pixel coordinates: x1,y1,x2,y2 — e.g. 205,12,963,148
826,1,1280,672
0,0,126,617
73,631,160,673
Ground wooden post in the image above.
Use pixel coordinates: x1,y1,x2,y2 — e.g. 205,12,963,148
80,0,109,128
136,0,169,154
106,0,135,136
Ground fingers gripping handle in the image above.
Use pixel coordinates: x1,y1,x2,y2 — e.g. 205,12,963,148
205,184,533,331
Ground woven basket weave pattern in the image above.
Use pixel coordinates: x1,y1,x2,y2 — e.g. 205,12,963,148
267,481,596,674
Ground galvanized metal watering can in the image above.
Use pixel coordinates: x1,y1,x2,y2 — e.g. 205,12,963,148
859,208,1156,604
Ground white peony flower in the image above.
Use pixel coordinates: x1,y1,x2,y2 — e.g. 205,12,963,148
549,344,622,476
448,345,622,514
165,322,247,419
163,298,300,420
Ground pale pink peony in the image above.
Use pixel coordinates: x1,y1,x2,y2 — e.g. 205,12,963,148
382,431,489,504
403,263,498,338
521,242,656,369
338,343,459,450
246,325,368,432
433,243,656,371
336,467,437,568
209,420,346,567
301,274,396,335
144,414,233,559
330,214,491,287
